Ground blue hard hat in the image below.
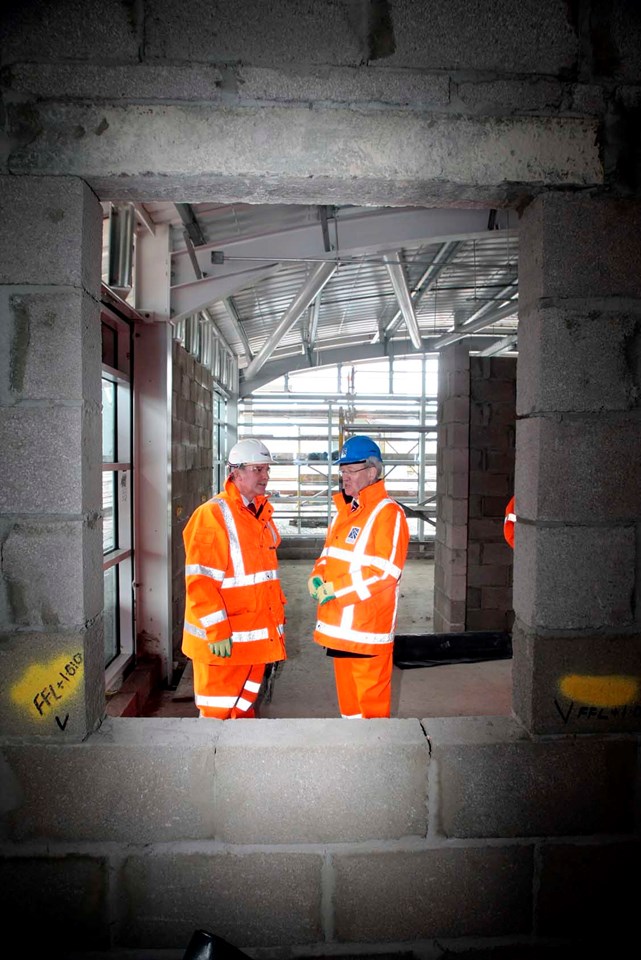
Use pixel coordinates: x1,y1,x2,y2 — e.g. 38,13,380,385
335,435,382,464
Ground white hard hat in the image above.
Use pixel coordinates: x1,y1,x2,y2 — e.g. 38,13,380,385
227,438,274,467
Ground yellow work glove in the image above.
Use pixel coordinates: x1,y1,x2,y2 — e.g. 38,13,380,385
308,575,324,599
316,581,335,605
209,637,232,658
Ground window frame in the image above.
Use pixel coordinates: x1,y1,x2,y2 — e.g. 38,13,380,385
101,303,134,690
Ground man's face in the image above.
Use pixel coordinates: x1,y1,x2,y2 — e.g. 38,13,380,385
338,462,378,500
231,464,271,501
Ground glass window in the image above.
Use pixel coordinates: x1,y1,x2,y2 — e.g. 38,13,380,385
239,354,438,541
101,309,133,686
351,359,389,394
103,566,118,667
392,356,424,395
290,366,340,393
102,379,116,462
102,472,116,553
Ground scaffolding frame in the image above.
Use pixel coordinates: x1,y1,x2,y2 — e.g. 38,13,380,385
238,369,438,540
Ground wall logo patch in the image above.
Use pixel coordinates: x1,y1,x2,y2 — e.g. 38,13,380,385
346,526,361,544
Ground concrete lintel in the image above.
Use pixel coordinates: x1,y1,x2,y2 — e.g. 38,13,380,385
6,105,603,203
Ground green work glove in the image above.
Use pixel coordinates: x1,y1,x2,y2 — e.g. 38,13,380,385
308,575,324,599
316,581,335,605
209,637,232,658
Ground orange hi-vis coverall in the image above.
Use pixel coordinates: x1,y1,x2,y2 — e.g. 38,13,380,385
182,477,286,719
311,479,409,718
504,495,515,549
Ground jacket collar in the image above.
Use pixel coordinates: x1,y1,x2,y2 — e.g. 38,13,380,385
223,476,271,516
333,478,387,512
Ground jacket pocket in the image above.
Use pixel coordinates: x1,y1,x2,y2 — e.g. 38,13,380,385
223,584,258,616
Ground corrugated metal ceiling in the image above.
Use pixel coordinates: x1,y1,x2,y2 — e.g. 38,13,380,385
134,201,519,387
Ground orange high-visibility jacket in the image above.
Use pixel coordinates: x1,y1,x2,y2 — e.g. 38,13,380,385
311,480,409,656
504,495,515,549
182,478,287,666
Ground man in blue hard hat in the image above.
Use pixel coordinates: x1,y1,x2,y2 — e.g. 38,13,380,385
307,435,410,718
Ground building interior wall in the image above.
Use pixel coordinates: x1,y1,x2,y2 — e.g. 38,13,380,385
1,2,640,957
171,341,214,667
466,355,516,632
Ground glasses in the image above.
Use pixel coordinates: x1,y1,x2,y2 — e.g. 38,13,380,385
338,464,370,476
241,464,271,474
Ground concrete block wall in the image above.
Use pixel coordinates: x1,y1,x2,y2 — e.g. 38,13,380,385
467,357,516,632
434,349,516,634
0,176,105,741
1,717,638,956
171,342,214,665
513,192,641,736
433,344,470,632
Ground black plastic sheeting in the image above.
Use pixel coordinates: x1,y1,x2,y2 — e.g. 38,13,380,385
393,631,512,669
182,930,252,960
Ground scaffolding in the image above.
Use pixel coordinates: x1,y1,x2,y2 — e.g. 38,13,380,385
238,390,438,541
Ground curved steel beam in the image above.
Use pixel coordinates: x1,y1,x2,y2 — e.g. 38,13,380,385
243,261,337,381
383,253,422,350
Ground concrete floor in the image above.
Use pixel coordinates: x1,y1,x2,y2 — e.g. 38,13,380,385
145,557,513,719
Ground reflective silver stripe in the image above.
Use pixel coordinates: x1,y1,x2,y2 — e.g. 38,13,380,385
231,627,269,643
355,575,371,601
222,569,280,589
326,545,402,579
195,694,237,708
342,712,362,719
381,511,403,579
184,619,207,640
200,609,228,628
505,513,516,523
327,546,361,562
328,500,403,601
354,499,388,546
316,619,393,645
350,499,392,566
328,498,400,562
390,581,400,627
356,556,403,578
213,498,279,589
185,563,225,581
335,572,370,601
214,497,246,578
236,676,262,711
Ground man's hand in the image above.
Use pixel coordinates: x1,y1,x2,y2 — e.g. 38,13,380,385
209,637,232,658
316,581,335,605
308,575,324,599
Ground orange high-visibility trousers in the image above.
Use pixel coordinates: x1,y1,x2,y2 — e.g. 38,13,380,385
193,661,265,719
332,652,393,718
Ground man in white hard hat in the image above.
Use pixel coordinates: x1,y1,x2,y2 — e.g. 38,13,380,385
308,435,409,718
182,438,287,718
